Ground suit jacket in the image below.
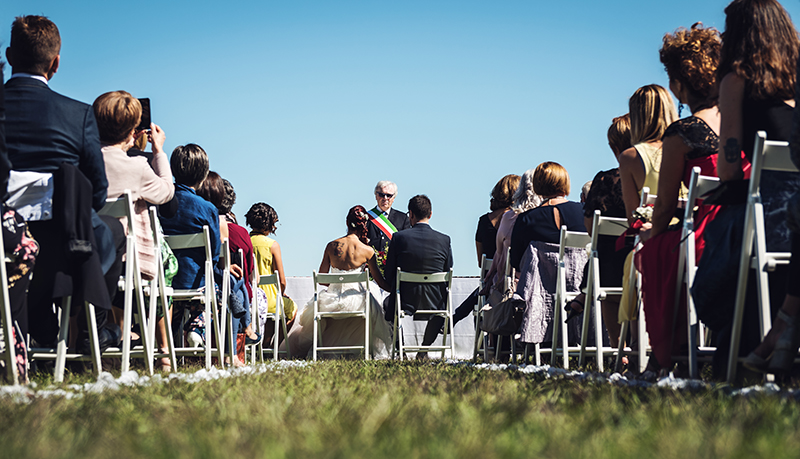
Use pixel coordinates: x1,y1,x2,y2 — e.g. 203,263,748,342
383,222,453,321
0,72,11,201
367,207,411,252
4,77,107,210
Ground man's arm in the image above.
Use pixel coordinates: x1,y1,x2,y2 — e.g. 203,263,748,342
79,107,108,210
384,236,399,290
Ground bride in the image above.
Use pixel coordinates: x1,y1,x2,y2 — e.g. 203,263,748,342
281,205,393,358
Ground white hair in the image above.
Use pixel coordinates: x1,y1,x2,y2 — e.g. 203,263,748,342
374,180,397,194
511,169,541,213
581,180,593,202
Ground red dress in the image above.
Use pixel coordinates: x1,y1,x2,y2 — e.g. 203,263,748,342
635,117,720,369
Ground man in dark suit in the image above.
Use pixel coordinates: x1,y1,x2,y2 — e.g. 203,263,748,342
4,15,122,351
366,180,411,256
383,195,453,355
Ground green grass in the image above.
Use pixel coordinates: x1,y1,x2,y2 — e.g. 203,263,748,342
2,361,800,458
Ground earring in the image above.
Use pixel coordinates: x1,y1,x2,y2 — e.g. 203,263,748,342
678,103,684,117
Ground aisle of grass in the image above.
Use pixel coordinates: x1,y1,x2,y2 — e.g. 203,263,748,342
2,361,800,458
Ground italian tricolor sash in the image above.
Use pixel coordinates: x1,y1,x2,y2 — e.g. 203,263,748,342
368,207,398,240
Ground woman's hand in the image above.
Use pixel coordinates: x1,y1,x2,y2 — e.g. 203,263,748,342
149,123,166,155
230,263,243,279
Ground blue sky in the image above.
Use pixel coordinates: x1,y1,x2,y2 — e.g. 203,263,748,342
5,0,800,276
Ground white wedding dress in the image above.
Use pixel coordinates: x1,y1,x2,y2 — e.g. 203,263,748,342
282,266,393,359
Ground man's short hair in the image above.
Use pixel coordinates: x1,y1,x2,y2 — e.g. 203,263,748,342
374,180,397,194
170,144,209,187
9,16,61,76
408,194,432,220
93,91,142,144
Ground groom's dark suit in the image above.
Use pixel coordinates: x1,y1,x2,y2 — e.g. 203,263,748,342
367,207,411,252
383,222,453,321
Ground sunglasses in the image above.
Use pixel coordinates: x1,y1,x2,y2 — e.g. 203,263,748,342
377,192,395,199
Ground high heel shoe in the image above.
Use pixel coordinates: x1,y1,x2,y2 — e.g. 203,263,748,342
767,310,799,373
564,298,584,323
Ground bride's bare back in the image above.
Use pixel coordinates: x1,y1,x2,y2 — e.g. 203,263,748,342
319,233,389,290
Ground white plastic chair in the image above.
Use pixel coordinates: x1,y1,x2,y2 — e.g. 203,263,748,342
727,131,797,382
257,271,291,361
579,210,628,371
312,269,371,360
97,190,155,375
674,167,719,378
391,268,454,360
550,227,591,369
471,254,493,362
163,226,224,369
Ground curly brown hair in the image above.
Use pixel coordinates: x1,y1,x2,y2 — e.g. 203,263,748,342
245,202,278,235
717,0,799,101
660,23,721,105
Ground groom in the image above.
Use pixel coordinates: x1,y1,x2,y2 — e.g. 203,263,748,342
383,195,453,355
367,180,411,256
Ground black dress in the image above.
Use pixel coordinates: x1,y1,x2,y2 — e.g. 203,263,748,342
583,168,631,288
475,212,498,259
510,201,586,270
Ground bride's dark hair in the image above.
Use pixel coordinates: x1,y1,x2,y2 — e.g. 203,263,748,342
347,205,370,244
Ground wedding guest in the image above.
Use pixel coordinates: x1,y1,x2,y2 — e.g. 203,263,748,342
636,24,722,372
366,181,411,273
565,115,633,350
510,162,586,270
159,144,220,347
452,174,520,326
93,90,175,368
580,181,593,204
616,85,677,335
5,15,124,352
709,0,800,375
245,202,297,329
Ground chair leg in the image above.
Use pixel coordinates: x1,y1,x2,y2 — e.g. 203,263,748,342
54,297,72,383
86,302,102,377
534,343,541,366
510,337,517,365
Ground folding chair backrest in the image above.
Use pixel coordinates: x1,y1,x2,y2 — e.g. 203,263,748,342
559,227,591,257
165,227,212,260
314,271,370,286
684,167,720,224
397,270,452,285
480,255,493,281
751,131,796,195
259,272,282,292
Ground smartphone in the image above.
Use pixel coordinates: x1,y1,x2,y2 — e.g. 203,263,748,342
137,98,151,131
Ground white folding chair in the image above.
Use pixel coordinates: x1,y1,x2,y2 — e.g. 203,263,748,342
257,271,291,361
579,211,628,371
219,239,237,366
472,254,493,362
312,270,371,360
727,131,797,382
614,187,655,373
96,190,155,375
550,227,591,369
0,232,19,384
146,207,177,371
391,268,454,360
163,226,224,369
673,167,719,378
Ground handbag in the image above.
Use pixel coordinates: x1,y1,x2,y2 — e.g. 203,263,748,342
481,292,524,336
690,203,746,332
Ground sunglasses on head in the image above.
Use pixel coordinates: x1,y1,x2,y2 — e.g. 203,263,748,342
377,192,395,199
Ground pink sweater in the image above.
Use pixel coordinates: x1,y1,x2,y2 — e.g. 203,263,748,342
103,146,174,280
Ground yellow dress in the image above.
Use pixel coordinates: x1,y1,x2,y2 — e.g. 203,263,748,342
251,233,297,318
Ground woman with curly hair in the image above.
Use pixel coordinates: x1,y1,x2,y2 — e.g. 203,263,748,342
636,23,722,372
280,205,392,358
245,202,297,323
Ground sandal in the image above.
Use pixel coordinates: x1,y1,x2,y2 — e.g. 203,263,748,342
564,298,584,323
156,348,172,373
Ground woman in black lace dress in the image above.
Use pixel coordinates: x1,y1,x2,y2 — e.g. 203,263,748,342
636,23,721,372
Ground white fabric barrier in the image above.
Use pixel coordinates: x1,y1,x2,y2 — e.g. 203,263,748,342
285,276,480,359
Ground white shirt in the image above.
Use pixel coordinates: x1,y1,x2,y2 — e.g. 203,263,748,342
9,73,49,85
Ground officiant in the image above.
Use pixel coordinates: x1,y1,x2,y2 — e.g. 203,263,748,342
367,180,411,273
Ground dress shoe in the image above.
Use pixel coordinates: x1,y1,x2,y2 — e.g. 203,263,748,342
76,324,122,355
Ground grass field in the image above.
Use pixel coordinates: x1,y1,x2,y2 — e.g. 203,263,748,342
2,361,800,459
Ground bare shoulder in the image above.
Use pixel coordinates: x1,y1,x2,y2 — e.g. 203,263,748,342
617,146,639,171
